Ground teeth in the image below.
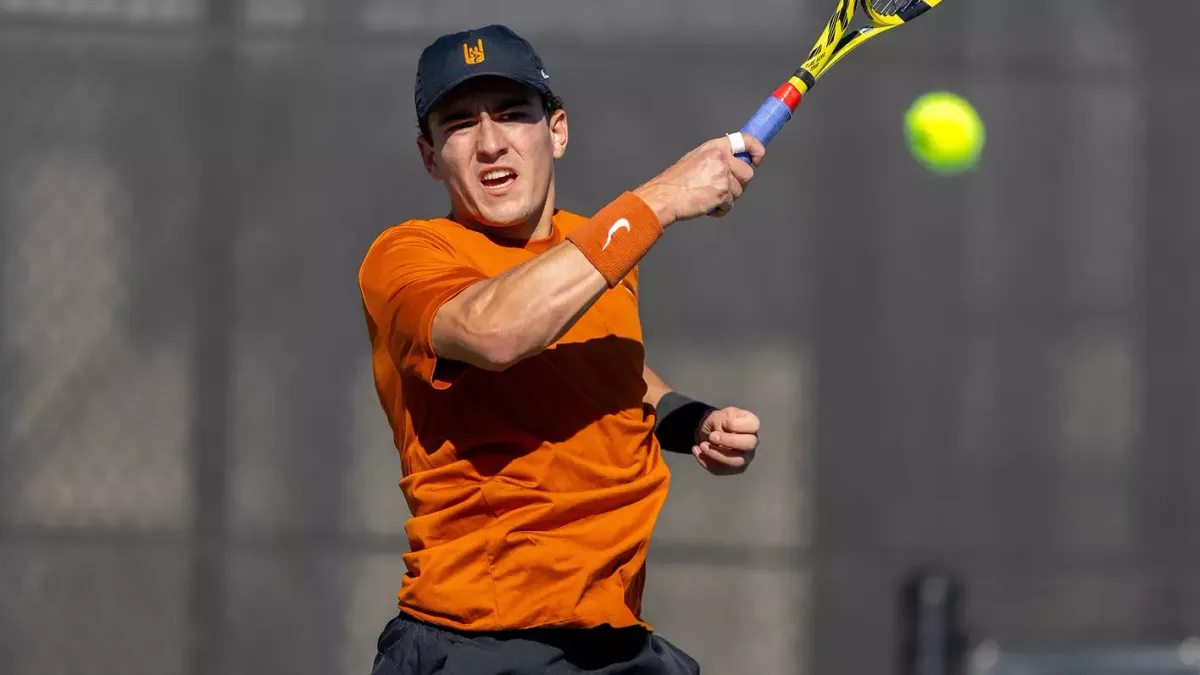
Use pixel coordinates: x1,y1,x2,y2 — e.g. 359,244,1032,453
482,169,514,181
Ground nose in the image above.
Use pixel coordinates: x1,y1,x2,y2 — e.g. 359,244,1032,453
475,114,508,160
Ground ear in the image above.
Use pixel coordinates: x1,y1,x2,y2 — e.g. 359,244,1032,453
417,135,443,181
549,108,568,160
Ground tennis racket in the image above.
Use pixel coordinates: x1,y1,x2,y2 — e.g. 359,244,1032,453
732,0,944,163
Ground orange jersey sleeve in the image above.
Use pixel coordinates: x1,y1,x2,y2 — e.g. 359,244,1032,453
358,222,488,389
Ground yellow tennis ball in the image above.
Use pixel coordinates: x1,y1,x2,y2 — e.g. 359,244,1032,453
904,92,985,175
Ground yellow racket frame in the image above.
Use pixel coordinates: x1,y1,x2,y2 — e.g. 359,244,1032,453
788,0,944,96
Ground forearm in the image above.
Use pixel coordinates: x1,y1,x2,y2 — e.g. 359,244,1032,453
433,192,662,370
642,365,673,409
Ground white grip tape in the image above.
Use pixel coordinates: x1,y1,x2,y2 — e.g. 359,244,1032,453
726,132,746,156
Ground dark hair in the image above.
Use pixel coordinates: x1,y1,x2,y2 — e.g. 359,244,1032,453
418,91,565,143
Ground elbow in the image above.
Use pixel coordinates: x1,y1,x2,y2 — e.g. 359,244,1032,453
436,287,545,372
470,337,525,372
455,311,533,372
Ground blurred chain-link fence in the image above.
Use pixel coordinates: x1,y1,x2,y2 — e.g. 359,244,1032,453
2,2,1199,674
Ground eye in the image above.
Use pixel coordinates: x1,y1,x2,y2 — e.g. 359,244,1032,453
444,119,475,133
496,105,534,121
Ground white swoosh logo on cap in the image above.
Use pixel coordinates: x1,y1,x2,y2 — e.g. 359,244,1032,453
602,218,630,250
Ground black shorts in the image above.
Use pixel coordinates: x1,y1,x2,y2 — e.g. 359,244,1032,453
369,612,701,675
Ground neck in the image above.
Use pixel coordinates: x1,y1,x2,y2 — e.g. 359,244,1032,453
453,182,557,242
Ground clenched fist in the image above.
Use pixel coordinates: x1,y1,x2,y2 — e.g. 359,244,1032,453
633,133,766,225
693,406,760,475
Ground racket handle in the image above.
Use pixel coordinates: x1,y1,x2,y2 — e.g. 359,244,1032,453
708,81,801,216
734,95,794,164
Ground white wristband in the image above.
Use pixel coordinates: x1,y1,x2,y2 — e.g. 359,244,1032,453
726,132,747,156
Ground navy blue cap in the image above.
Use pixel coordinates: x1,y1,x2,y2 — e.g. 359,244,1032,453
415,25,554,122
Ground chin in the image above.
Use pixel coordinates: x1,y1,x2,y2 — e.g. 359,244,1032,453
474,200,538,229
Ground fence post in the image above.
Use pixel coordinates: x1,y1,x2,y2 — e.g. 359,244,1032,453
899,565,969,675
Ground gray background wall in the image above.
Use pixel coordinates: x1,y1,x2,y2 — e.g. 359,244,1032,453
2,1,1198,674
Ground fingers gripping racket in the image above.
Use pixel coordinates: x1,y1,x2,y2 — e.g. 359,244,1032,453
731,0,944,163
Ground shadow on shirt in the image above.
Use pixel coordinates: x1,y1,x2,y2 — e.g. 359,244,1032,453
403,335,651,479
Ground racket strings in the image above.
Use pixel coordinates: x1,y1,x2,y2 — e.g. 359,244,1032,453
869,0,920,16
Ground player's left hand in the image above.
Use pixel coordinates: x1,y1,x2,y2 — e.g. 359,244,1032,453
693,407,759,475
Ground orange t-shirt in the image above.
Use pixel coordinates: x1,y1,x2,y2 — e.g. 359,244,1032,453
357,206,671,633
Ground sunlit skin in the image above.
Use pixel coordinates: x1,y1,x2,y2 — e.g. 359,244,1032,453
418,76,568,242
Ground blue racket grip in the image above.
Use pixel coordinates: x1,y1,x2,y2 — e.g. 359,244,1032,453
707,86,799,215
734,95,794,164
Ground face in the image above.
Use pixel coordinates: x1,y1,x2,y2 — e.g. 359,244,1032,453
419,77,568,232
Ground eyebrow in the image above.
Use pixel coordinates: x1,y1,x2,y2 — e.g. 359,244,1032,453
438,96,536,126
494,96,534,112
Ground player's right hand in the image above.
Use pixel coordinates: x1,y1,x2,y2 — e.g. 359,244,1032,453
632,133,766,225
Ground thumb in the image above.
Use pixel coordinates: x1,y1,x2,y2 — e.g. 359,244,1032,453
741,134,767,166
720,409,760,434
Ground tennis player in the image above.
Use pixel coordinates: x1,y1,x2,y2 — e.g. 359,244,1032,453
358,24,766,675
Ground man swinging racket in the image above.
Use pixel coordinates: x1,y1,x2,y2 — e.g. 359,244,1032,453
358,23,767,675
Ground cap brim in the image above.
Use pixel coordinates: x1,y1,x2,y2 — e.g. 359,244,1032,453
419,70,552,120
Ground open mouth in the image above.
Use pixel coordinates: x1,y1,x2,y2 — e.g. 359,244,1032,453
480,168,517,191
